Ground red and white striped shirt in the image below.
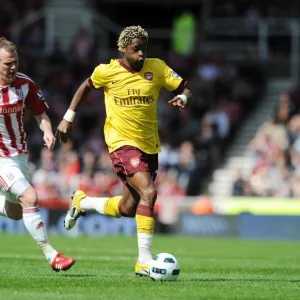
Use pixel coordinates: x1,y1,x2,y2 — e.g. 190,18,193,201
0,72,48,157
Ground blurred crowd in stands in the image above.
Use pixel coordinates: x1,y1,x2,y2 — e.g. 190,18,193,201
232,86,300,198
2,0,266,207
211,0,299,19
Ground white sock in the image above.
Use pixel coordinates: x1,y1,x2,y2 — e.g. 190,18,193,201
80,197,108,214
23,206,57,264
137,233,153,264
0,195,7,217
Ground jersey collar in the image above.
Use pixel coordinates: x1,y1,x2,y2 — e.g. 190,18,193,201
118,59,138,74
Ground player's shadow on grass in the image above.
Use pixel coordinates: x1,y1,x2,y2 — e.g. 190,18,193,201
182,278,300,283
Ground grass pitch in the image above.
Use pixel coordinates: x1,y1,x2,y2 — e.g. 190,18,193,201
0,234,300,299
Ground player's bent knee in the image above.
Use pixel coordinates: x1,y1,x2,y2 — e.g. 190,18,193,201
141,187,157,206
18,186,38,207
10,179,36,206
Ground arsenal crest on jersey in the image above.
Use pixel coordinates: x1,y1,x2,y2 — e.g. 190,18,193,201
144,72,153,81
130,157,140,168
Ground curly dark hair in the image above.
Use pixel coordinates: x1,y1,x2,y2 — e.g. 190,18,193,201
117,25,148,52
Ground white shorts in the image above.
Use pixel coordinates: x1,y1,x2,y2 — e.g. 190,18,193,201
0,153,31,203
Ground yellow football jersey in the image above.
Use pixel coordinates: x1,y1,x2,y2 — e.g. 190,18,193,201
90,58,183,154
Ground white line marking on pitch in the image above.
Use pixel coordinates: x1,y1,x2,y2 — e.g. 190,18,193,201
0,254,133,261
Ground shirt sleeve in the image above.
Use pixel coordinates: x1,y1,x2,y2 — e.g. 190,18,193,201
90,64,108,89
25,81,48,115
159,60,184,92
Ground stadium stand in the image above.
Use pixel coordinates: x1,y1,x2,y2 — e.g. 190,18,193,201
3,0,266,207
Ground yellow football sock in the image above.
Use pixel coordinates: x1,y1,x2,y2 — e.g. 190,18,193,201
136,214,154,234
104,196,122,218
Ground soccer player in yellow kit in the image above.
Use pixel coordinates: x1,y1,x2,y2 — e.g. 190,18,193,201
56,25,194,276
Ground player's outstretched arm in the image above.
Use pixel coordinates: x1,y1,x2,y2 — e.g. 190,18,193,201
35,112,56,151
56,78,93,143
168,87,194,111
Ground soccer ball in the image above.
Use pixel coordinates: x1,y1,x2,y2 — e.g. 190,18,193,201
149,253,180,281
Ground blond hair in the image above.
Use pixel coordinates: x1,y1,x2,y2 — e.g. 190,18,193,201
117,25,148,52
0,37,17,52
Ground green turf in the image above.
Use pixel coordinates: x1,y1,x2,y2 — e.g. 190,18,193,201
0,234,300,299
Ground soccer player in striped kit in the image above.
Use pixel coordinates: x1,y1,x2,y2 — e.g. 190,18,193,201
56,25,193,276
0,37,75,271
